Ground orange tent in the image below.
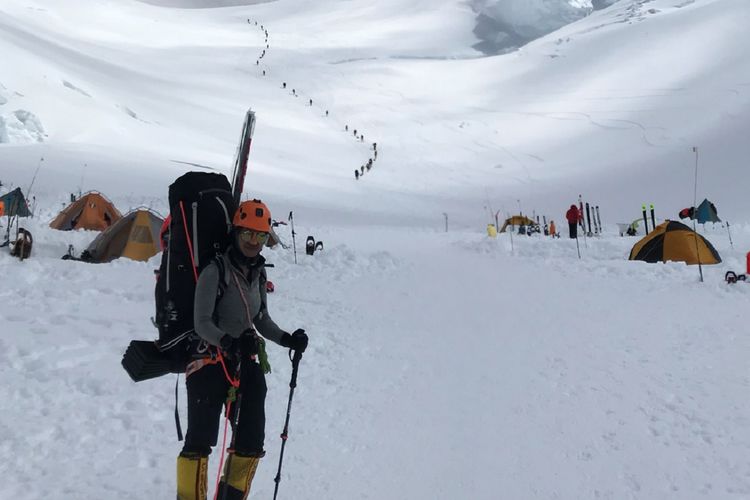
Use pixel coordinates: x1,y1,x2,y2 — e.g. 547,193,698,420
49,192,122,231
0,200,4,217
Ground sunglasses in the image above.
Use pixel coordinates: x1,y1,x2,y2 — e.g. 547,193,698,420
238,229,270,245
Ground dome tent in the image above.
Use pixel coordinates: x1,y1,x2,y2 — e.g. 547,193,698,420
50,192,121,231
499,215,535,233
81,208,164,263
629,220,721,265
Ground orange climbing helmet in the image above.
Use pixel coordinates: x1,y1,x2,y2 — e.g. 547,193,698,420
233,199,272,232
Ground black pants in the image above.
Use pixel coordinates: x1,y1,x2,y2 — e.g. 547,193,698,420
182,359,267,457
568,222,578,239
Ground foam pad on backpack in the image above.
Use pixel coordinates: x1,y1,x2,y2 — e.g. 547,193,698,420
122,340,173,382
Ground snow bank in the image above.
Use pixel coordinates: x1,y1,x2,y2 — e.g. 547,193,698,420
0,110,46,144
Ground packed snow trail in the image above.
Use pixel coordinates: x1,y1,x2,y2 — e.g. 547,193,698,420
2,223,750,498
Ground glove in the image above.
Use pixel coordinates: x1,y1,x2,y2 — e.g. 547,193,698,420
219,335,236,352
280,329,308,353
239,330,259,356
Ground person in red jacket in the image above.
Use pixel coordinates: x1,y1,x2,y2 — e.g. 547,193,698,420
565,204,579,239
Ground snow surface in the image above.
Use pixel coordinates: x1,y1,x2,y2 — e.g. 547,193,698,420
1,0,750,498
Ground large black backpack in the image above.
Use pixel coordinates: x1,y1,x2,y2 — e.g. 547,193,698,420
154,171,236,372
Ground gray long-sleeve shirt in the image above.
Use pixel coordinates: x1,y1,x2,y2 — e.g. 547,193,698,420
193,250,286,347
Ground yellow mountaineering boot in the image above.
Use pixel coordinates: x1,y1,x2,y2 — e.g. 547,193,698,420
215,451,262,500
177,453,208,500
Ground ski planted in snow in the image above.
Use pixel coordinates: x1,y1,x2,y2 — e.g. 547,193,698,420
578,195,585,230
650,203,656,229
231,109,257,206
585,202,593,237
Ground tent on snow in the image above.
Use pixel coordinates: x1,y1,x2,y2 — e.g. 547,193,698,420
0,188,31,217
678,199,720,224
80,208,164,263
50,192,122,231
617,219,643,237
499,215,535,233
694,199,720,224
629,220,721,265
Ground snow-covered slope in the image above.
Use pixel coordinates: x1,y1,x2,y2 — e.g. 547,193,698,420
1,0,749,498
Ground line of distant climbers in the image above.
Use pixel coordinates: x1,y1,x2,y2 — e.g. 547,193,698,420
247,18,379,182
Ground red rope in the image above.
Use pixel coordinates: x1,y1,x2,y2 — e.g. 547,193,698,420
217,350,240,388
179,201,199,283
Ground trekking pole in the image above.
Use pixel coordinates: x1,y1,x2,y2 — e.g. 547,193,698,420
289,211,297,264
575,235,581,260
217,354,242,500
273,348,303,500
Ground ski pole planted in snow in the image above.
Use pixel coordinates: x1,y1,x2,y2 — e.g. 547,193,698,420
273,348,304,500
642,204,649,234
727,221,734,248
691,147,704,283
289,211,297,264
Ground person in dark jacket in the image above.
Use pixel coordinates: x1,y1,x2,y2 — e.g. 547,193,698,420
566,204,579,239
176,199,308,500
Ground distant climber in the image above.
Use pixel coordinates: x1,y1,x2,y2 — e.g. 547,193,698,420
566,204,579,239
355,169,360,180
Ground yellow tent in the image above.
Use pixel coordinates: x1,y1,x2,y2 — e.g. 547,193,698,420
629,220,721,265
81,208,164,263
499,215,535,233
